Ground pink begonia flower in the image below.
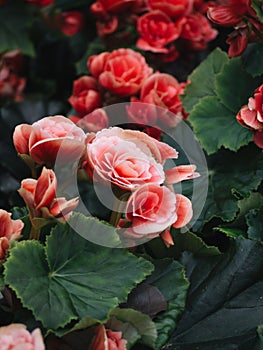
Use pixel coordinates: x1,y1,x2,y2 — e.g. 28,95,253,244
136,10,182,53
70,108,109,133
13,115,86,166
88,48,153,96
165,164,200,184
68,76,102,116
106,329,127,350
89,324,127,350
139,73,189,127
236,84,263,148
0,210,24,260
147,0,194,18
0,324,45,350
84,127,178,190
123,184,193,245
18,167,78,221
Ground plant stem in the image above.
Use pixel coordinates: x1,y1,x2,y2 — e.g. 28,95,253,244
29,225,40,240
109,192,130,227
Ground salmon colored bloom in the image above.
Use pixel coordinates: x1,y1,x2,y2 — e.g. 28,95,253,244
68,76,102,115
123,184,193,243
236,84,263,148
136,10,182,53
18,167,79,221
84,127,178,190
89,324,127,350
139,73,188,127
0,210,24,261
88,49,153,96
13,115,86,166
0,324,45,350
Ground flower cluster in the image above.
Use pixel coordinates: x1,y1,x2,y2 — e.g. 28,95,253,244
90,0,218,61
208,0,263,56
236,83,263,148
84,126,199,245
12,114,199,247
68,48,188,130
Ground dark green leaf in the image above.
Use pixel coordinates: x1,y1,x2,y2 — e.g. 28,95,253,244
215,57,261,113
168,237,263,350
0,2,34,56
146,231,220,260
108,308,157,349
188,96,252,155
4,214,153,330
193,146,263,228
181,48,228,113
11,207,28,220
243,43,263,77
246,207,263,241
146,260,189,349
214,227,246,238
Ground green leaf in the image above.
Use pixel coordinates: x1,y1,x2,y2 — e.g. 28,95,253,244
214,227,246,238
181,48,228,113
243,43,263,77
215,57,260,113
146,260,189,349
238,192,263,222
246,207,263,242
181,48,260,154
108,308,157,349
11,207,28,220
168,237,263,349
0,2,34,56
193,145,263,228
188,96,252,155
146,231,220,260
4,214,153,330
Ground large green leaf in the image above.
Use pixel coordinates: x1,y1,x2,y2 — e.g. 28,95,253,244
4,214,153,330
146,260,189,349
193,145,263,229
0,2,34,56
168,237,263,350
215,57,260,113
181,48,228,113
181,48,260,154
188,96,252,155
242,43,263,77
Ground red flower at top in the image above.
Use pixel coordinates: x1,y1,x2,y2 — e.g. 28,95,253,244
207,0,256,26
88,48,153,96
